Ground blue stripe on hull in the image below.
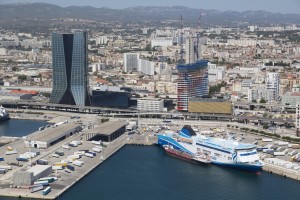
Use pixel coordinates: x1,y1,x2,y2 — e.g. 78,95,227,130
157,135,193,155
213,161,263,172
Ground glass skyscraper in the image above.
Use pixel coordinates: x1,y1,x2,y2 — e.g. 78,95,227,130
50,32,90,106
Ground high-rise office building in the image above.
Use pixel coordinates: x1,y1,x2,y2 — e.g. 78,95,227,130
50,32,90,106
265,72,280,102
177,60,208,111
123,53,140,72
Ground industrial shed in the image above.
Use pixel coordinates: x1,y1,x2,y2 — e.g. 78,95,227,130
13,165,52,186
83,121,126,142
27,122,82,149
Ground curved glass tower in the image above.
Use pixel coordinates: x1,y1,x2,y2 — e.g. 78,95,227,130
50,32,90,106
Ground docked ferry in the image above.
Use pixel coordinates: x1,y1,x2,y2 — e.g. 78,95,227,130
0,106,9,122
157,125,263,172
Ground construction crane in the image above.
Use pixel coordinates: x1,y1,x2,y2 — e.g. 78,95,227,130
179,14,184,64
195,13,202,61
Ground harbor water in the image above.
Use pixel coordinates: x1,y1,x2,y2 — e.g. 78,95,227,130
0,119,49,137
60,145,300,200
1,120,300,200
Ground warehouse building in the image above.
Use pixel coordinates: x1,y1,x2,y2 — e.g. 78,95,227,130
26,123,82,149
188,97,232,115
0,91,32,101
83,121,126,142
13,165,52,186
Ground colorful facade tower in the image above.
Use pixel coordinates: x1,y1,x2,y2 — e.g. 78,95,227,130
177,60,208,111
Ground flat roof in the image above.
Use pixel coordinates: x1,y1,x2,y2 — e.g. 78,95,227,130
85,121,127,135
29,123,80,142
26,165,51,176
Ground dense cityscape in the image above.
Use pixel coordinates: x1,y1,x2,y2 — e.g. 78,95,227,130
0,1,300,199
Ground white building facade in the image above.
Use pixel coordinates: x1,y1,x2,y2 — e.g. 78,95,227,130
265,73,280,102
137,98,164,112
123,53,140,72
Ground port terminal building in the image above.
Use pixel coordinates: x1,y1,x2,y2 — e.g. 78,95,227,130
83,121,127,142
26,123,82,149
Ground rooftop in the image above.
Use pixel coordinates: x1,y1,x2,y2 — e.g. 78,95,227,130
29,123,80,142
85,121,127,135
26,165,52,176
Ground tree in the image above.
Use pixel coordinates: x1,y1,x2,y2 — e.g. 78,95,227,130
263,124,269,129
252,99,257,103
259,98,267,103
18,75,27,81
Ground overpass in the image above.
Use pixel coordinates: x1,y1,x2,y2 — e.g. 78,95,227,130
0,100,294,127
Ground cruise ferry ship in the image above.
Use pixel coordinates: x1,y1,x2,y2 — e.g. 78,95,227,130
157,125,263,172
0,106,9,122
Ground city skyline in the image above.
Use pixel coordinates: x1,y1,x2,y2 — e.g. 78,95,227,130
0,0,300,14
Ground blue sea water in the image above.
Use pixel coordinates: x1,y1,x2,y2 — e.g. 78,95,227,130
1,120,300,200
59,145,300,200
0,119,49,137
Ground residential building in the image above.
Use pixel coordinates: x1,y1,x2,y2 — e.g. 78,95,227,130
139,59,155,75
265,73,280,102
50,31,90,106
123,53,140,72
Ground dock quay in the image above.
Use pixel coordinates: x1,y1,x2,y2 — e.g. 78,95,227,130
262,162,300,181
0,132,128,199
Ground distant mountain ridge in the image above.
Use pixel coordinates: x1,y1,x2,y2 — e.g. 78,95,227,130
0,3,299,25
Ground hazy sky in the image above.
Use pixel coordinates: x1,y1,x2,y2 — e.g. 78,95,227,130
1,0,300,14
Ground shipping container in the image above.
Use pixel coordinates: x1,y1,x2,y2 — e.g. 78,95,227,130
266,149,275,154
73,161,83,167
91,141,101,145
55,151,64,156
85,153,94,158
38,177,55,183
274,152,285,156
54,162,67,167
30,184,43,193
92,147,102,153
68,143,77,147
73,141,82,145
62,145,70,150
5,150,18,155
52,154,59,158
66,165,75,171
0,169,7,174
74,151,85,156
42,187,51,195
276,141,289,146
291,144,300,149
52,166,64,170
37,159,48,165
87,152,96,156
262,138,273,142
0,165,12,170
34,181,49,186
16,157,28,162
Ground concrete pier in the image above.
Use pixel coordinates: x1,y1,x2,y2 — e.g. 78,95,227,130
263,163,300,181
